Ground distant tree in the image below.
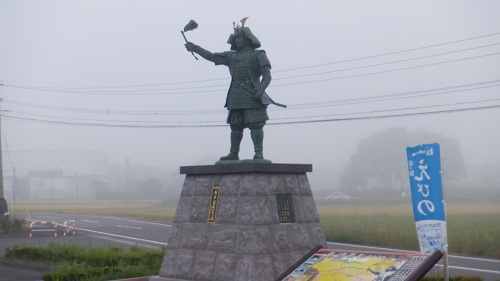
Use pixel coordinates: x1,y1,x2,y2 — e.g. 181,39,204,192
339,127,465,190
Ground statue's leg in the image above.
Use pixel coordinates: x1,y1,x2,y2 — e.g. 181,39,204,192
249,122,265,160
220,126,243,160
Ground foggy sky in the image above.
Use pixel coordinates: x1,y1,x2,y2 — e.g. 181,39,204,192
1,0,499,186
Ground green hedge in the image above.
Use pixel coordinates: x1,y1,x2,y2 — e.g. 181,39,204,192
5,243,164,281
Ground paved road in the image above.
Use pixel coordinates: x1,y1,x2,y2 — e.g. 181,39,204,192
0,263,45,281
7,212,500,281
27,213,171,249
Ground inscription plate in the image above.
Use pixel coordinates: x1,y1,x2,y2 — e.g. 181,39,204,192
276,193,296,223
208,186,220,223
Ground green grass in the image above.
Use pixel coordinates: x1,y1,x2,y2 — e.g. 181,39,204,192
5,243,164,281
15,201,176,222
318,203,500,259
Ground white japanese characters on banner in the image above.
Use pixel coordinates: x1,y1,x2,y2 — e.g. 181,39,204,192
406,143,447,254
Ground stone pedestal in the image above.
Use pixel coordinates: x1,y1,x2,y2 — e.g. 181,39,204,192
158,163,325,281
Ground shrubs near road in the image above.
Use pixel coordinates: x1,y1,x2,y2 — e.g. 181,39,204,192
5,243,164,281
0,217,25,235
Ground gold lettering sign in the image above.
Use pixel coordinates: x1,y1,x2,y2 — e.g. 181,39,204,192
208,187,220,223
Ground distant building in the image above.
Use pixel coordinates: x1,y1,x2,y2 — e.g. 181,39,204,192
3,149,112,201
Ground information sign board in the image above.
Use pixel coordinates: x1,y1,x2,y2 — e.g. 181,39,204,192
277,247,442,281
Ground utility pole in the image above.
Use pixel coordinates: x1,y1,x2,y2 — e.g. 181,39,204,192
125,157,130,192
12,167,15,214
51,172,54,203
0,98,8,215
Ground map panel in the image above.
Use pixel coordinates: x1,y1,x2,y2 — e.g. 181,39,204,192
282,249,433,281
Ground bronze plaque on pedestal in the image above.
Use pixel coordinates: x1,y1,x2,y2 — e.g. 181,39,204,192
276,193,296,223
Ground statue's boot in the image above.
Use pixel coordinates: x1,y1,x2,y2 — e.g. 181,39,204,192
251,128,264,160
220,130,243,160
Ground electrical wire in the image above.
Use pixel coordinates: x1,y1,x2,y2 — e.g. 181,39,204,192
3,79,500,115
4,101,500,128
6,98,500,125
4,49,500,95
3,31,500,90
1,33,499,130
276,98,500,121
6,110,226,124
4,104,499,128
273,32,500,73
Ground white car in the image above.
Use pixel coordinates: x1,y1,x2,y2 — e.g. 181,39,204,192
326,192,351,200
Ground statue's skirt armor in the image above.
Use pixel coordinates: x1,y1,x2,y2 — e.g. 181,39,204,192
227,108,268,127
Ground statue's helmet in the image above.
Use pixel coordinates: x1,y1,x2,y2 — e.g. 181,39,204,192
227,26,261,50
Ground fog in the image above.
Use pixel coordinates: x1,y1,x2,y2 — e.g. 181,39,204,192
1,1,499,197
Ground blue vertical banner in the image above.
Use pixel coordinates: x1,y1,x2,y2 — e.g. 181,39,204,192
406,143,447,253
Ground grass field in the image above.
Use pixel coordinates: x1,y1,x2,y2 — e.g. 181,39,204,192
12,201,176,222
11,200,500,259
318,203,500,258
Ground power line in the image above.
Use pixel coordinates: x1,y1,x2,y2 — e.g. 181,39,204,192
6,110,226,124
4,102,500,128
3,79,500,115
5,51,499,96
274,43,500,81
269,104,500,126
278,98,500,121
7,98,500,124
270,52,500,88
2,99,224,115
2,32,500,92
273,32,500,73
286,82,500,110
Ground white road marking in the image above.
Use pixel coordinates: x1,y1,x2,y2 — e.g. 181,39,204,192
117,225,143,230
434,264,500,274
87,234,162,250
81,219,100,223
35,215,64,219
449,254,500,262
77,227,167,246
109,217,172,227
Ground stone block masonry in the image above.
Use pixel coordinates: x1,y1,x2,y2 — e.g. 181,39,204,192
159,163,326,281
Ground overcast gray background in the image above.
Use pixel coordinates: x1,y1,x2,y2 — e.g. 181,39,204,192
1,1,499,187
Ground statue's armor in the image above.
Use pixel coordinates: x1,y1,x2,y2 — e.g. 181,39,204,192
214,50,271,110
227,52,262,109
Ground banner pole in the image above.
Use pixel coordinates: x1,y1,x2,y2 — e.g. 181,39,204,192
439,142,449,280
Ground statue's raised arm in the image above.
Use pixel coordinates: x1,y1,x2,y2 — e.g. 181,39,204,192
185,43,221,64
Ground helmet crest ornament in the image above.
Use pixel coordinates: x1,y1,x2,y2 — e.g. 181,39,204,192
228,17,261,50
